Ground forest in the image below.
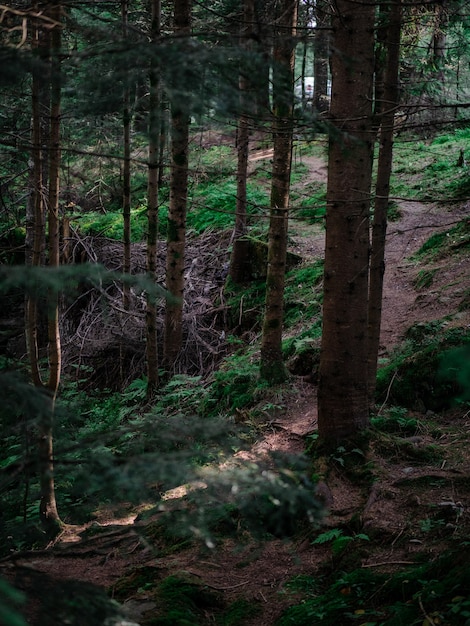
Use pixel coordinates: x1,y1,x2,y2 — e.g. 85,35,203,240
0,0,470,624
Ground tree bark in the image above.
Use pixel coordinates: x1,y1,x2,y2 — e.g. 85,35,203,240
259,0,298,384
25,13,45,391
146,0,161,398
368,1,402,405
432,1,447,81
317,0,376,445
41,0,63,536
229,0,254,284
122,0,131,311
313,0,329,113
163,0,192,372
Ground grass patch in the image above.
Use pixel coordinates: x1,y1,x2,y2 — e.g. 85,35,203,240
291,183,326,225
391,129,470,200
189,179,268,234
387,200,402,221
413,268,438,289
414,219,470,260
76,206,152,241
190,144,236,179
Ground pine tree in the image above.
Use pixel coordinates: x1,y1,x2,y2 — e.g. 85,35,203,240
317,0,376,444
259,0,298,384
163,0,192,372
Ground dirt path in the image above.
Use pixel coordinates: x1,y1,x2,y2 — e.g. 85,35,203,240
381,200,469,348
291,155,469,351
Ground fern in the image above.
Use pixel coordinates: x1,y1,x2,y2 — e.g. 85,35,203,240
313,528,344,544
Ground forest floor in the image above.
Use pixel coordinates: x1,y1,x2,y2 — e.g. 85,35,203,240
3,152,470,626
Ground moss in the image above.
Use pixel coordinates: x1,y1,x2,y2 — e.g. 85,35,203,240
458,289,470,311
147,575,222,625
219,599,261,625
259,359,288,385
414,219,470,260
414,268,437,289
376,322,470,411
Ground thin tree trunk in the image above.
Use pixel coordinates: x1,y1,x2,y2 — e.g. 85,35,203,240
26,13,45,390
259,0,298,384
313,0,329,113
229,0,254,284
317,0,375,445
301,36,307,107
146,0,161,398
26,2,51,390
163,0,192,371
42,0,63,535
122,0,131,310
368,0,402,405
253,0,272,122
158,95,168,188
433,1,447,83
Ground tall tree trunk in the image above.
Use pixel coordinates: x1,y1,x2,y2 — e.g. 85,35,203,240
24,1,63,537
122,0,131,311
300,35,308,108
163,0,192,371
317,0,375,445
313,0,329,113
43,0,63,535
25,13,45,391
26,3,51,391
259,0,298,384
229,0,254,284
368,1,402,405
432,0,447,82
253,0,272,121
146,0,161,398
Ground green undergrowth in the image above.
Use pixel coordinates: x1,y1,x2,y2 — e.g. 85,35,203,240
189,179,268,234
75,179,269,240
278,545,470,625
210,262,324,414
0,578,26,626
391,128,470,200
0,359,324,556
201,351,269,416
283,321,322,377
290,161,310,184
376,320,470,411
291,181,326,225
371,405,419,435
386,200,402,221
283,261,324,326
309,437,375,488
225,260,323,339
66,206,151,241
190,144,237,180
131,451,323,548
114,572,260,626
371,408,444,466
413,218,470,261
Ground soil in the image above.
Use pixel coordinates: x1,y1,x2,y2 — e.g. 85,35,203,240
2,152,470,626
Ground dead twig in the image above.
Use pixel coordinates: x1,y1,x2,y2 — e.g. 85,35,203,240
362,560,415,568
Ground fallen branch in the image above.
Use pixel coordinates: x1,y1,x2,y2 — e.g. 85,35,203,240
362,560,415,568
